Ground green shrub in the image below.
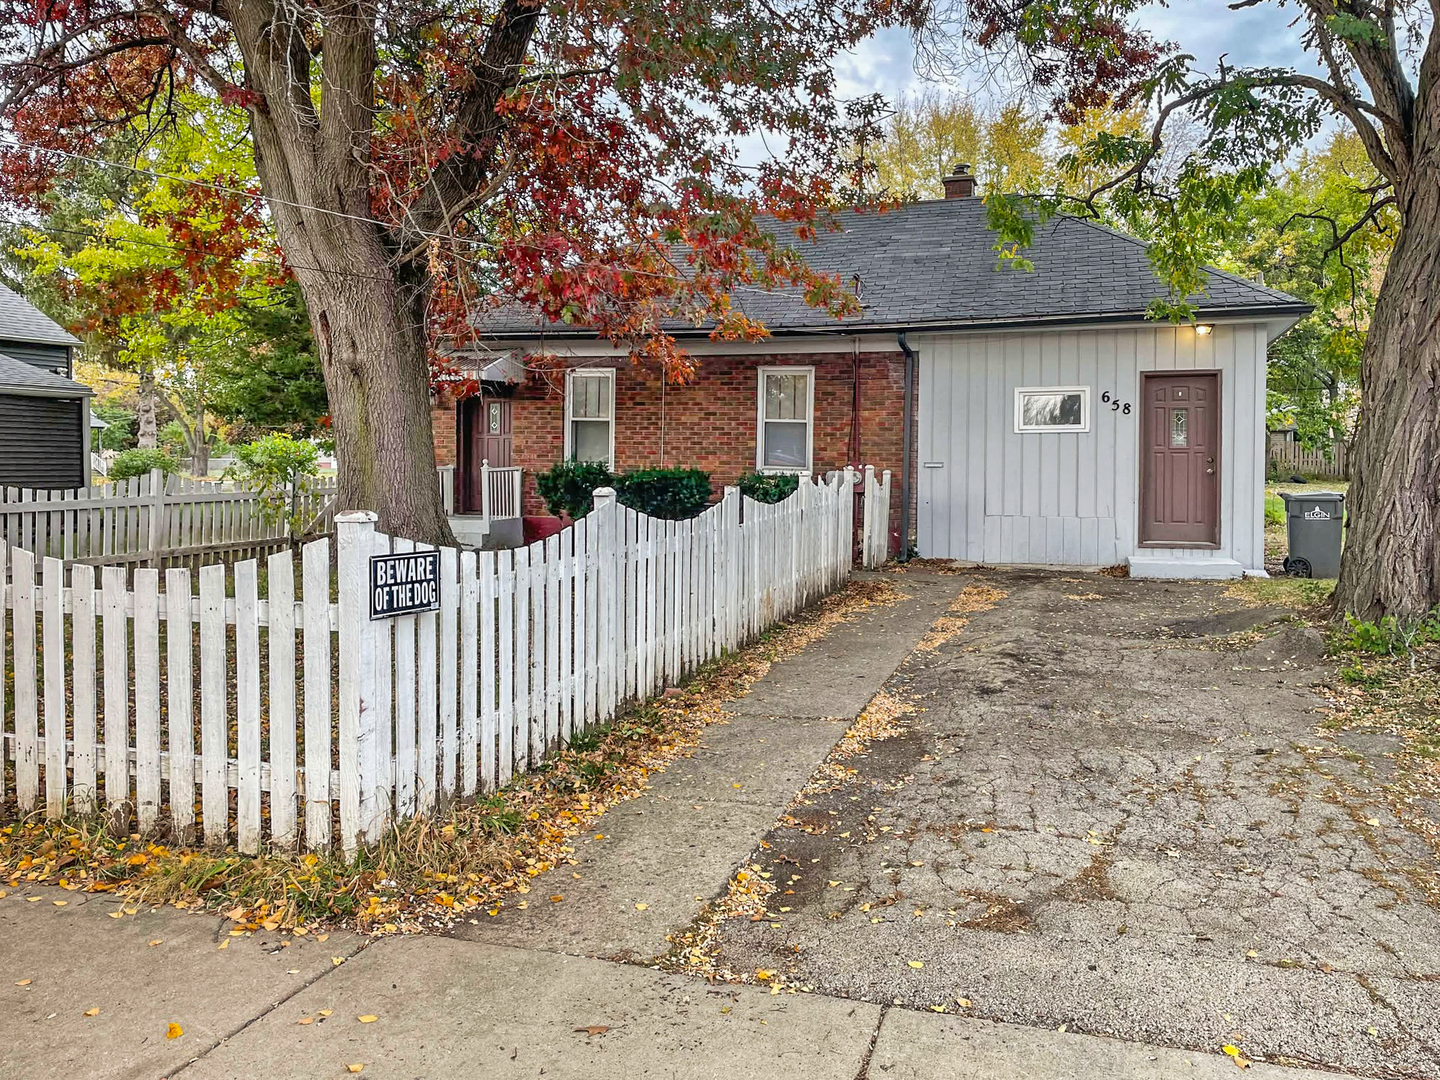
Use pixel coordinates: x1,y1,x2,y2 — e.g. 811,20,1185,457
536,460,616,519
224,433,321,538
1264,495,1285,527
613,467,711,520
738,471,798,504
1343,609,1440,659
109,447,180,481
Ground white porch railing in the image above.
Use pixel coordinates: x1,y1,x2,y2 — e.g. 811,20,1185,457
438,463,522,521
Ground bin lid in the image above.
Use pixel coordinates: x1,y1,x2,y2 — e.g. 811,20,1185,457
1279,490,1345,503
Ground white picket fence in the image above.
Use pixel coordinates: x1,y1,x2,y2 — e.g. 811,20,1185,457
0,468,338,566
1,471,867,856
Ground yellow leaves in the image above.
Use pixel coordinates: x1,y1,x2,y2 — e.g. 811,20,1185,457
634,903,648,911
732,783,743,789
435,893,456,908
331,957,345,966
956,997,972,1008
357,1015,378,1024
217,940,229,951
549,895,564,903
755,970,775,981
83,1007,100,1017
573,1025,610,1036
1222,1045,1250,1069
166,1022,184,1040
126,853,149,866
907,960,924,969
25,897,41,903
297,1016,314,1026
14,979,32,986
107,911,125,920
346,1064,365,1073
52,899,68,907
148,939,163,947
319,1010,333,1018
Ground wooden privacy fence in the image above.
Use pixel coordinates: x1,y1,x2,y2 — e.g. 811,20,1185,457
1268,441,1350,480
1,470,867,856
0,468,338,567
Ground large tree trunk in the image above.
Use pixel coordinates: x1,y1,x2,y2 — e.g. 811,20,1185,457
293,263,452,544
1333,168,1440,621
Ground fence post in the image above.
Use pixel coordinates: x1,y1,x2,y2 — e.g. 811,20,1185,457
146,467,166,564
336,510,378,857
481,459,491,520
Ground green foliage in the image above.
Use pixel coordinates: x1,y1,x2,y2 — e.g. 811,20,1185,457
1342,610,1440,658
738,471,799,503
90,403,133,452
109,447,179,481
205,282,327,433
612,468,712,520
1264,494,1285,527
224,433,320,538
535,460,616,519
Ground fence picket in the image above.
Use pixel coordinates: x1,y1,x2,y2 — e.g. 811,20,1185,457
529,539,545,763
12,548,37,812
72,563,97,815
268,550,298,846
234,560,262,854
302,541,332,850
460,549,479,798
479,550,497,793
417,546,440,812
133,568,161,830
42,557,67,817
497,548,515,787
101,564,129,825
513,544,531,772
198,563,228,844
438,545,459,799
545,532,561,753
393,539,418,821
165,567,195,841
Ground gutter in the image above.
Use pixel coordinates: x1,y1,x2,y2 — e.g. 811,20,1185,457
896,332,917,563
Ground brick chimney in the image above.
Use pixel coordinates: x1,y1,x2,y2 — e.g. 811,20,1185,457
941,163,976,199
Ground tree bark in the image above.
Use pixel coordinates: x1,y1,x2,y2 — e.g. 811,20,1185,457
1333,163,1440,621
136,368,158,449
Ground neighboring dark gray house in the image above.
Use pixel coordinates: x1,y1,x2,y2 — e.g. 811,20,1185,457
0,282,91,489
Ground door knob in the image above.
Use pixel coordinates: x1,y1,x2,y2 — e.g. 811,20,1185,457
1206,468,1215,474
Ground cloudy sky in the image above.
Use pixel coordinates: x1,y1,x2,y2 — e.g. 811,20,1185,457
832,0,1319,108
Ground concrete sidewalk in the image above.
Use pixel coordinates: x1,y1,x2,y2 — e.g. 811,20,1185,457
1,891,1343,1080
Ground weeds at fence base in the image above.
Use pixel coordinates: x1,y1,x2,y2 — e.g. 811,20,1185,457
0,577,906,933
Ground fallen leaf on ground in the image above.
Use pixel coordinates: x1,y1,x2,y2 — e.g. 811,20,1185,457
956,997,971,1007
297,1016,314,1026
25,897,41,903
166,1023,183,1040
1222,1045,1250,1069
357,1015,378,1024
550,895,564,903
319,1010,334,1018
573,1025,610,1036
83,1007,99,1017
148,940,163,947
217,940,229,951
346,1064,365,1074
908,960,924,969
52,900,67,907
14,979,32,986
634,903,648,911
107,911,125,919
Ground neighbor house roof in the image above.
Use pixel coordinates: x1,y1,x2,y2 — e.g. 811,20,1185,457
473,196,1307,340
0,282,81,347
0,351,91,396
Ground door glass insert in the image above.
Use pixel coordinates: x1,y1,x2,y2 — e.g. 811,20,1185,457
488,402,502,434
1170,408,1189,447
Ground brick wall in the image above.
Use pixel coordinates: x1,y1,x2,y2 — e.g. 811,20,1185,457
431,387,458,468
489,350,916,553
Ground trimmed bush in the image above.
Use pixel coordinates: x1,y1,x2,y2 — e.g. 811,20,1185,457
536,460,616,519
613,467,711,520
737,471,798,504
109,447,180,481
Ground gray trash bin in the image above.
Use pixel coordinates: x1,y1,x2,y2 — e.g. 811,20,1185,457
1280,491,1345,578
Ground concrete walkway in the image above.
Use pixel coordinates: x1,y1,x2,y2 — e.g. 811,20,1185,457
0,572,1396,1078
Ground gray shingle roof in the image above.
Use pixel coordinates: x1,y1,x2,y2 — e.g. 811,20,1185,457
0,351,91,396
474,197,1306,339
0,282,80,346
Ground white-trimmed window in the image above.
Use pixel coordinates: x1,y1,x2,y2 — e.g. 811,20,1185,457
1014,386,1090,433
565,368,615,465
756,366,814,472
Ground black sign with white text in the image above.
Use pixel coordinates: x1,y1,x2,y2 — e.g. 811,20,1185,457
369,550,441,620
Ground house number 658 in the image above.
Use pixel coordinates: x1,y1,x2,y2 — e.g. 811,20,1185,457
1101,391,1132,415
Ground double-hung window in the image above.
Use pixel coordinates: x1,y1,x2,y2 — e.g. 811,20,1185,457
756,366,814,472
565,368,615,466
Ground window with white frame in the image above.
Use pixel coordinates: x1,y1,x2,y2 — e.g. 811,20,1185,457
756,366,814,472
1014,386,1090,433
565,368,615,465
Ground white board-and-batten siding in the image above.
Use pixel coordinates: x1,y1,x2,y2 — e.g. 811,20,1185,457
914,321,1269,570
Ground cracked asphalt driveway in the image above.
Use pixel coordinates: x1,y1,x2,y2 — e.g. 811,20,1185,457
708,570,1440,1078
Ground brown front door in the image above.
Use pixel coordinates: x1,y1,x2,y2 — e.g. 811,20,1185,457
1140,372,1220,545
459,395,512,513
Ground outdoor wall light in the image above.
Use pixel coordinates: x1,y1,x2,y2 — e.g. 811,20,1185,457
1195,323,1214,336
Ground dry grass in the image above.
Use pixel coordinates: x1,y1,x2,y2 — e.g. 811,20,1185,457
0,577,907,935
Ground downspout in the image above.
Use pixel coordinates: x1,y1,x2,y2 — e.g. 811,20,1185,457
897,332,917,563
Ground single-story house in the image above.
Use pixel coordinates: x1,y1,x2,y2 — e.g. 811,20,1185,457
0,282,91,489
433,165,1307,578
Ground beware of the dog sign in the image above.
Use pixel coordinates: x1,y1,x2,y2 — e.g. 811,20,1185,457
369,550,441,620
